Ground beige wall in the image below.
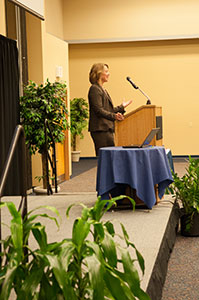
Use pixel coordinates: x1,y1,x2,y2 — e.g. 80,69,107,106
26,13,43,83
45,0,64,39
69,39,199,156
26,13,44,185
42,28,69,83
0,0,6,35
64,0,199,42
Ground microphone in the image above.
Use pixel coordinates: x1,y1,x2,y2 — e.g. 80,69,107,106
126,76,151,105
126,76,138,89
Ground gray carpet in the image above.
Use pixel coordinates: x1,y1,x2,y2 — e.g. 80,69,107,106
161,159,199,300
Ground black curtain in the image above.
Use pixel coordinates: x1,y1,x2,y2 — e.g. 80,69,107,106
0,34,21,196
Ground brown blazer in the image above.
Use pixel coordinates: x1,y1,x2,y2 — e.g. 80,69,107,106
88,83,125,132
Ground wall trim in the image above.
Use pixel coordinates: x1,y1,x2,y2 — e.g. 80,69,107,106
66,34,199,45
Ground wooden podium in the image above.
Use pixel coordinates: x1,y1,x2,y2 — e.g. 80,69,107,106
115,105,163,146
115,105,163,206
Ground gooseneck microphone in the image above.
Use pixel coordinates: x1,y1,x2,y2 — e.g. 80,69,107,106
126,76,138,89
126,76,151,105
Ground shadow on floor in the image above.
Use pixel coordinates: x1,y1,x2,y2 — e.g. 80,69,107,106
71,158,98,179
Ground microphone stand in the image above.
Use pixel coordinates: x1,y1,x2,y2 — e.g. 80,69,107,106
137,87,151,105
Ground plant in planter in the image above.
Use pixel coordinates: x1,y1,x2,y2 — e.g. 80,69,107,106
20,79,68,189
169,156,199,236
70,98,89,162
0,196,151,300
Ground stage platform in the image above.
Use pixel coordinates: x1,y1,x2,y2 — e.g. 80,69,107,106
2,193,178,300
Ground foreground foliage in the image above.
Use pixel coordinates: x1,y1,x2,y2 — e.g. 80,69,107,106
0,196,150,300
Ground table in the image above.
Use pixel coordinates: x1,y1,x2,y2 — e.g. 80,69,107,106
96,146,173,209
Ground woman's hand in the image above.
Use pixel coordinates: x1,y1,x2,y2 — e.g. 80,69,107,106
115,112,124,121
122,100,132,108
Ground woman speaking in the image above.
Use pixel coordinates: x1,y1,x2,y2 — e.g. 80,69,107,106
88,63,132,156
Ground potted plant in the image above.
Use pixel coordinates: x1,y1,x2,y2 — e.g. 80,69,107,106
70,98,89,162
0,196,151,300
20,79,68,190
169,156,199,236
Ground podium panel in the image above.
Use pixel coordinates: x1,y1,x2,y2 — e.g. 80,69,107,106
115,105,162,146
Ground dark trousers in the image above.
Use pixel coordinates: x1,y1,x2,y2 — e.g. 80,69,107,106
90,131,115,156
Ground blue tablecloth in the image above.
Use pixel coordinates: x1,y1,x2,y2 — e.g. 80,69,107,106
96,146,173,209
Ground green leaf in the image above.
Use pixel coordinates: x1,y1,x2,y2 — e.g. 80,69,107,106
119,247,140,286
28,205,60,218
72,218,90,252
134,246,145,276
94,223,104,241
38,274,59,300
26,212,59,230
20,263,45,297
101,232,117,268
59,242,76,270
104,221,115,236
86,241,103,262
91,196,119,221
0,264,17,300
81,206,90,221
119,247,150,299
26,205,60,227
104,269,129,300
46,239,68,252
5,202,23,262
32,223,48,251
120,223,130,247
86,254,104,300
66,203,87,218
46,254,77,300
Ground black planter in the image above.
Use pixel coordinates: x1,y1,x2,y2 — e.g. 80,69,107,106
181,212,199,237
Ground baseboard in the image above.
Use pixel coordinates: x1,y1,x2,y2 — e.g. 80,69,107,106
172,155,199,163
79,157,98,160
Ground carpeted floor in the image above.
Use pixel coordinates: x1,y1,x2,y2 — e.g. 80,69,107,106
161,159,199,300
59,157,199,300
59,159,97,193
161,232,199,300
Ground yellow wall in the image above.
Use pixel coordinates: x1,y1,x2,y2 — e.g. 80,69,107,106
26,13,43,83
45,0,64,39
63,0,199,42
69,39,199,156
26,13,44,185
0,0,6,35
42,28,69,83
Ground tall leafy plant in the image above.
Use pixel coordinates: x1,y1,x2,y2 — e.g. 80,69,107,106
70,98,89,151
20,80,68,188
0,196,151,300
168,156,199,232
169,156,199,215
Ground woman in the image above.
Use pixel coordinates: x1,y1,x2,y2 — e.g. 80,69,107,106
88,63,132,156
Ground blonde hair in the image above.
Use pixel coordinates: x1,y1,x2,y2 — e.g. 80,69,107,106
89,63,109,84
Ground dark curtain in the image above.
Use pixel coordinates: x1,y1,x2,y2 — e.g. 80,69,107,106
0,34,22,196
